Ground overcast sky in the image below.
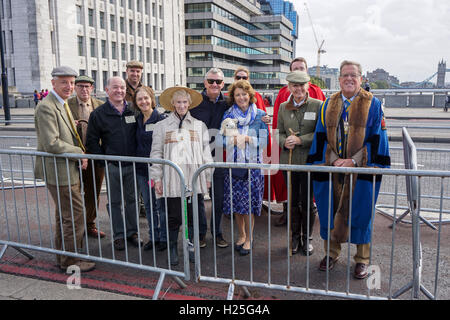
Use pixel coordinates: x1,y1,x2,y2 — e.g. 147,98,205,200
293,0,450,83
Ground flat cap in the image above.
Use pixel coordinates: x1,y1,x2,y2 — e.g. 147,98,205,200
75,75,95,84
51,66,78,78
126,60,144,69
286,71,310,84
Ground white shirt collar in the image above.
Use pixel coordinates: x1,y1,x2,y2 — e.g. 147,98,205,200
51,90,66,106
289,94,305,108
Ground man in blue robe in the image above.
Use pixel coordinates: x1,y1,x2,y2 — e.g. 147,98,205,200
307,60,390,279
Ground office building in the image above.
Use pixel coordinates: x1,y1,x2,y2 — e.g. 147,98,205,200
185,0,295,91
0,0,185,94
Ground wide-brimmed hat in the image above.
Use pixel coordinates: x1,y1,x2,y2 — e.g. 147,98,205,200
159,86,203,111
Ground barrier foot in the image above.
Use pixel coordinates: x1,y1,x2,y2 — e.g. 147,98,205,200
387,208,437,230
392,281,434,300
171,276,187,289
241,286,251,299
153,272,166,300
0,245,34,261
227,283,235,300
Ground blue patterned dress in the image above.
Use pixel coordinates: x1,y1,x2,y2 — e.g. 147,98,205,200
222,107,269,216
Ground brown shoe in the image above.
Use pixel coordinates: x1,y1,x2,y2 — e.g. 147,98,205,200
354,263,368,279
60,260,96,273
87,227,106,238
319,256,338,271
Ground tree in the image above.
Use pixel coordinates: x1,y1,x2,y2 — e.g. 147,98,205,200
310,76,327,89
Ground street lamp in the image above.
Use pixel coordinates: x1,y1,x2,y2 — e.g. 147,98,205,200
0,17,10,125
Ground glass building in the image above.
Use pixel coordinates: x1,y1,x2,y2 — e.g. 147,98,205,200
259,0,298,39
185,0,295,91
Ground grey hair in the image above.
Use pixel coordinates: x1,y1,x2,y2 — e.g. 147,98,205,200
205,68,224,80
171,89,192,105
106,76,126,88
340,60,363,75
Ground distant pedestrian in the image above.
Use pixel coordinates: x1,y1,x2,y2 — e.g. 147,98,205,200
364,79,370,92
33,90,41,106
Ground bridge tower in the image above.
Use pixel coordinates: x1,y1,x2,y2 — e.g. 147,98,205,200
437,59,446,88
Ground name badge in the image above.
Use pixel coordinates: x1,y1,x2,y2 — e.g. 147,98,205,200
304,112,316,121
125,116,136,124
145,124,154,132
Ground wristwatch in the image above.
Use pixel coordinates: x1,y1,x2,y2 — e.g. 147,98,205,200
351,159,357,167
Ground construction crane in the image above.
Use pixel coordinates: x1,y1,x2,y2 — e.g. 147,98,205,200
304,2,326,78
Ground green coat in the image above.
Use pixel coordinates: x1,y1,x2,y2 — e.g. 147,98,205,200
34,92,84,186
277,94,322,165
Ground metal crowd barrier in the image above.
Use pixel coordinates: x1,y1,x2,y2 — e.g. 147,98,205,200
0,149,189,299
190,162,450,300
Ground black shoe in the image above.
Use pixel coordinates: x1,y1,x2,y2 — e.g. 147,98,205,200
239,247,250,256
301,241,314,256
234,243,244,251
291,237,300,255
143,240,156,251
156,241,167,251
114,238,125,251
127,234,143,247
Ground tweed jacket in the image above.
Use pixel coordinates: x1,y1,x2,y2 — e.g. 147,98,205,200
277,94,322,165
34,92,84,186
67,96,104,120
150,112,213,198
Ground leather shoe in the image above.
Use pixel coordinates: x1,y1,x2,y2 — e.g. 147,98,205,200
114,238,125,251
354,263,369,279
143,240,155,251
291,237,300,254
319,256,338,271
87,227,106,238
127,234,143,247
301,241,314,256
60,260,96,273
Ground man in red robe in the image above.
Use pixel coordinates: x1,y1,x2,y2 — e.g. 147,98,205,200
272,57,326,226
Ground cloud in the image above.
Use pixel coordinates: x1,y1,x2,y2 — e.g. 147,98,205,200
295,0,450,82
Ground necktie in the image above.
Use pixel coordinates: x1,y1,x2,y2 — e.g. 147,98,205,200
64,102,86,153
338,99,351,157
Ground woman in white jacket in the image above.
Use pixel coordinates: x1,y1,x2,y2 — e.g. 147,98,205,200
150,87,213,266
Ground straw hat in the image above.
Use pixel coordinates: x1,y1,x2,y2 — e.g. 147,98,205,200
159,86,203,111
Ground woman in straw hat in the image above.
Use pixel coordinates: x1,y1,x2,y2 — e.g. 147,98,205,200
150,87,213,266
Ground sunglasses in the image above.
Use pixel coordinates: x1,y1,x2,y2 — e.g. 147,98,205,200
235,76,248,80
206,79,223,85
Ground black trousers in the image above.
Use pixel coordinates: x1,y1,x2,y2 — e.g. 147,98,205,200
283,171,315,240
166,195,206,241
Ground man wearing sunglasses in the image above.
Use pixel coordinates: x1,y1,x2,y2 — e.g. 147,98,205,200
189,68,229,249
68,76,106,239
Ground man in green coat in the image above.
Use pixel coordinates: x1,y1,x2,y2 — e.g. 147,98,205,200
277,71,322,255
34,67,95,272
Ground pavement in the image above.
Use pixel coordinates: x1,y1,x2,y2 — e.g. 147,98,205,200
0,105,449,301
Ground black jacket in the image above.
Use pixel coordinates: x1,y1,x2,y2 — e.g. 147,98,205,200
86,100,137,163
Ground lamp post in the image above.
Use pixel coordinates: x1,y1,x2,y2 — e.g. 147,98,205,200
0,17,10,125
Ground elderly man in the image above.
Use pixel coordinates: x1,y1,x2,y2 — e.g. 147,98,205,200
86,77,142,251
34,66,95,272
307,60,390,279
273,57,326,227
189,68,229,249
277,71,322,256
68,75,105,238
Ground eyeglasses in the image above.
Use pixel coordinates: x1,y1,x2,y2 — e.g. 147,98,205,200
206,79,223,85
340,74,361,79
235,76,248,80
76,84,93,90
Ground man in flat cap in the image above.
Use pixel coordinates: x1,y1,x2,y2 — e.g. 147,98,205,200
34,66,95,272
68,75,106,239
125,60,144,109
277,71,322,256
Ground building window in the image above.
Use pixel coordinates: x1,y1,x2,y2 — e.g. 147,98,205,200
121,43,126,60
160,49,164,64
101,40,107,58
99,12,105,29
78,36,84,56
90,38,96,57
130,44,135,59
111,42,117,59
120,17,125,33
76,5,83,24
110,14,116,31
129,19,134,35
88,8,95,27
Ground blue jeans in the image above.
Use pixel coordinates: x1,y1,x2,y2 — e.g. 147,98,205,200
137,173,167,242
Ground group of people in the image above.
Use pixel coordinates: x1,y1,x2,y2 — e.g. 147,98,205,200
33,89,49,106
34,56,390,281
